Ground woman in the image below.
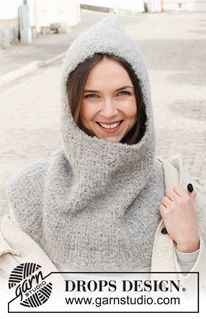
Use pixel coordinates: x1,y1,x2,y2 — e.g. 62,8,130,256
1,17,206,286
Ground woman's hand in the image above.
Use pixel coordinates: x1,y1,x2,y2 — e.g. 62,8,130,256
159,185,200,253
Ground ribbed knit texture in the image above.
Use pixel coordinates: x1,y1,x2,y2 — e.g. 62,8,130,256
7,17,166,271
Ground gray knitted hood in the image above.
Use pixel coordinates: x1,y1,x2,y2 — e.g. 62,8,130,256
8,16,165,271
61,16,155,169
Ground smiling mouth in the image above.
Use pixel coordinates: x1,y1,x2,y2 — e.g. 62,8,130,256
97,121,123,129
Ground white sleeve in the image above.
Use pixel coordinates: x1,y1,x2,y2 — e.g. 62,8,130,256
175,247,199,272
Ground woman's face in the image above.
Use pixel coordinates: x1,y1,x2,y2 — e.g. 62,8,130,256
80,58,138,143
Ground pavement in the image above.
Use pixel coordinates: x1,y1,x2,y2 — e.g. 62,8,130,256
0,9,206,219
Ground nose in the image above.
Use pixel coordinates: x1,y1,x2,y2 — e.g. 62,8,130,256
100,98,118,118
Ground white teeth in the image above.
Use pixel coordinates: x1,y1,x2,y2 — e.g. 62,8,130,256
99,121,121,129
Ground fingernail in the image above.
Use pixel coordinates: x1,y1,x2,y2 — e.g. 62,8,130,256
161,227,168,235
187,183,194,193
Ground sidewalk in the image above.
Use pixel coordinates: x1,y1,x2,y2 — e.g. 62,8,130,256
0,10,110,87
0,33,69,87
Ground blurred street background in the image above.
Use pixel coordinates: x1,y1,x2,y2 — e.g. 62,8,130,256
0,0,206,219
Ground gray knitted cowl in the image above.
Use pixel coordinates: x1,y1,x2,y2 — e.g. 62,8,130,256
8,17,165,271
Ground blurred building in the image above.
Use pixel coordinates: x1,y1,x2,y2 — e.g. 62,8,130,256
1,0,206,49
80,0,206,13
162,0,206,11
0,0,80,49
80,0,145,13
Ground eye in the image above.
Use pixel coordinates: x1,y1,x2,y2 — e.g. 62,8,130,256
84,93,99,99
117,90,131,96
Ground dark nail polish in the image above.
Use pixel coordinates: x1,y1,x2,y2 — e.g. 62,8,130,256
161,227,168,235
187,183,194,193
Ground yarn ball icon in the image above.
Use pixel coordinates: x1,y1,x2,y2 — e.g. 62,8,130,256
8,262,52,307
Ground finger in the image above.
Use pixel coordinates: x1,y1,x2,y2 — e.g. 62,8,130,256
189,191,197,203
166,190,181,202
162,196,173,208
173,185,189,199
187,183,196,203
159,203,167,216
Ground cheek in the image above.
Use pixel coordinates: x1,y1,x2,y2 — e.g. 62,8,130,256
122,99,138,119
130,98,138,118
80,103,93,123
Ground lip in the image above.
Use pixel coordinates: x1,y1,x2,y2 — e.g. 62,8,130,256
96,120,123,134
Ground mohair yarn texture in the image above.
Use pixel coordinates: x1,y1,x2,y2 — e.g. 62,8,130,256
7,17,166,271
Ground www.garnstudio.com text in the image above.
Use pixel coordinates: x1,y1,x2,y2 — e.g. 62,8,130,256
65,295,180,307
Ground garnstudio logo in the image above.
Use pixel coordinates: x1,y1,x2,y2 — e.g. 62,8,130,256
8,263,52,308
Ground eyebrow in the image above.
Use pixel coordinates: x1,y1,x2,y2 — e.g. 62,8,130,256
83,86,134,93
